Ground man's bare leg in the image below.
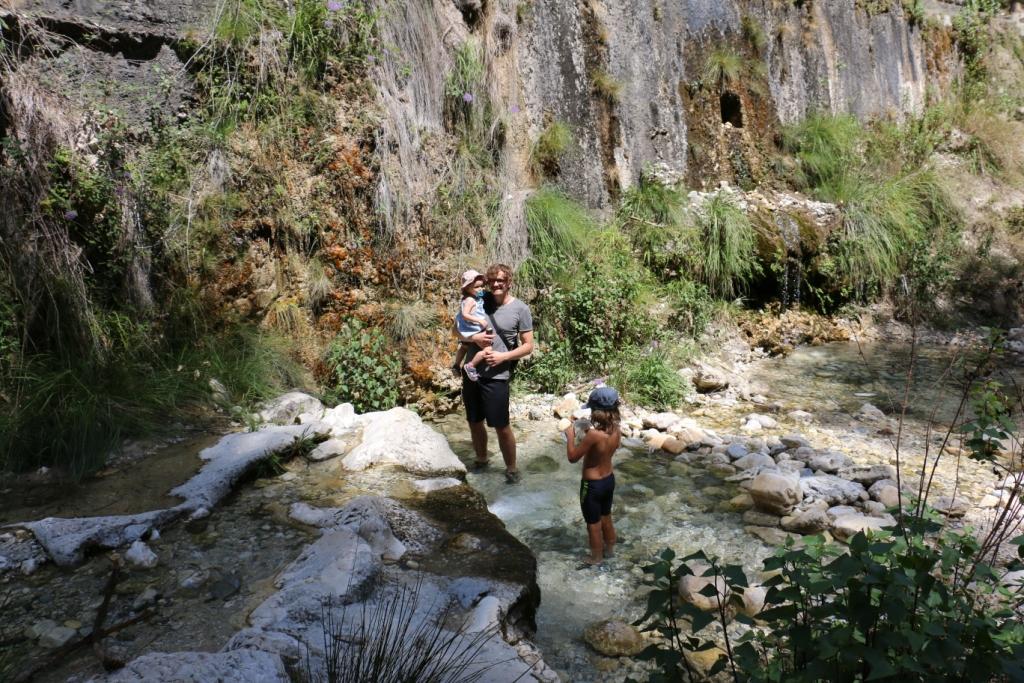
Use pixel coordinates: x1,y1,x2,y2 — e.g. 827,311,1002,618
601,515,616,557
495,425,517,473
468,420,488,466
585,522,604,564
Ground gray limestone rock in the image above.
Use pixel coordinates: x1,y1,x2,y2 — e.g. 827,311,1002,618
837,464,897,486
258,392,325,425
831,513,897,541
800,475,867,506
734,453,776,471
88,650,289,683
583,620,645,657
807,451,853,474
749,472,803,515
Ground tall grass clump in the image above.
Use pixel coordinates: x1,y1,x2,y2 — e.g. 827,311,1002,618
0,327,303,477
616,177,688,275
741,14,767,54
701,47,744,89
612,350,685,410
529,119,573,177
518,187,595,288
685,193,759,298
591,69,622,103
304,581,506,683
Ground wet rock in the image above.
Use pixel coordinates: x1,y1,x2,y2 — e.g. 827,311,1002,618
133,587,159,611
307,438,349,462
344,408,466,475
643,412,681,431
411,477,462,493
661,437,687,455
740,586,767,618
679,567,730,612
745,525,802,545
725,443,749,460
726,493,754,511
693,368,729,393
670,426,705,447
445,533,486,553
89,650,289,682
644,431,669,450
553,395,580,419
787,410,813,423
40,625,77,649
837,464,896,486
17,508,177,568
582,619,644,657
745,414,778,429
831,513,896,541
734,453,775,470
807,451,853,474
855,403,886,421
258,392,324,425
125,541,158,569
781,434,810,449
749,472,802,515
708,463,738,478
179,569,209,591
932,496,969,518
27,619,58,640
780,508,830,534
800,475,867,506
743,510,781,527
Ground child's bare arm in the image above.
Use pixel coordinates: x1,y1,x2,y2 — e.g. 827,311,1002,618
565,427,597,463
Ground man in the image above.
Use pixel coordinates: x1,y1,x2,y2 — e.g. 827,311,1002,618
461,263,534,483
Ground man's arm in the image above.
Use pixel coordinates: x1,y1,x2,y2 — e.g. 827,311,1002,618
482,329,533,366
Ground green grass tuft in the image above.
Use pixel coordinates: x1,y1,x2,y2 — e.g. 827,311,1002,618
616,177,688,275
686,193,759,299
591,70,622,103
701,47,744,89
530,120,574,178
741,15,768,54
519,187,595,288
611,351,685,410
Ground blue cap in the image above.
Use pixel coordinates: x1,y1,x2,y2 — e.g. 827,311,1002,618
585,386,620,411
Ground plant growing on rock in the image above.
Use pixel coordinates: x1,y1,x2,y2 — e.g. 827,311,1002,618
324,320,400,413
684,193,759,299
616,176,688,277
591,69,622,103
529,120,574,178
518,186,594,288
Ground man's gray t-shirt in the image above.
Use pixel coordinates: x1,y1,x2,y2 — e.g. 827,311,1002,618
465,295,533,381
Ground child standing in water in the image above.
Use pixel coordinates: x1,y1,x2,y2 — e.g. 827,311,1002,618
452,269,491,382
564,386,622,566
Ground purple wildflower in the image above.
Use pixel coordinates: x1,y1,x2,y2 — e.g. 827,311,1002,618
462,92,474,103
326,0,343,11
509,104,520,114
64,209,78,220
366,54,376,63
324,18,334,28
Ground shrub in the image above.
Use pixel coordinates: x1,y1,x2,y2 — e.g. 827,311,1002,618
664,279,716,338
741,15,767,54
633,528,1024,683
324,321,400,413
527,262,655,381
612,350,684,410
518,187,595,288
519,341,577,394
529,120,574,177
591,69,622,103
685,193,759,299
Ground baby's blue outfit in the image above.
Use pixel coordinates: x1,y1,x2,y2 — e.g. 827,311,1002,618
456,292,487,338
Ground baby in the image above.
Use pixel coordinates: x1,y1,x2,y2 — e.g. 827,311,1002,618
452,269,491,382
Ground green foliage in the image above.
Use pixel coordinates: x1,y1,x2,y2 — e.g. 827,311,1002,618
664,279,716,338
591,69,622,103
519,187,595,288
519,341,577,394
953,0,999,82
701,47,744,89
686,193,759,299
741,15,767,54
385,301,438,342
961,376,1016,461
525,262,655,382
633,527,1024,683
902,0,925,26
324,321,400,413
611,350,685,409
616,177,688,276
0,326,302,477
530,120,574,178
445,39,490,139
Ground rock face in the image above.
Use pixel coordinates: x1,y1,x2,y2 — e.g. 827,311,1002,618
343,408,467,475
749,472,803,515
583,620,645,657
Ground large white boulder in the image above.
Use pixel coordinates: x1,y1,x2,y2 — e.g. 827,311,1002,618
749,472,803,515
831,513,896,541
88,650,289,682
258,392,324,425
344,408,466,475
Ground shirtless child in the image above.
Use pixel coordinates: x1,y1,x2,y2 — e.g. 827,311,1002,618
564,386,622,566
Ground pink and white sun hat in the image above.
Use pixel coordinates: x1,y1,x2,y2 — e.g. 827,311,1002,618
460,269,485,290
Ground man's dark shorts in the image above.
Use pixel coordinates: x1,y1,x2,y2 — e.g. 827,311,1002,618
463,377,510,428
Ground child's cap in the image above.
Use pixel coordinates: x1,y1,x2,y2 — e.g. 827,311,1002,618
461,269,484,290
585,386,620,411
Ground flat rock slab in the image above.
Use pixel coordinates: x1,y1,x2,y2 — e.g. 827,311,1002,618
88,650,289,682
800,475,867,506
343,407,466,475
171,424,328,510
